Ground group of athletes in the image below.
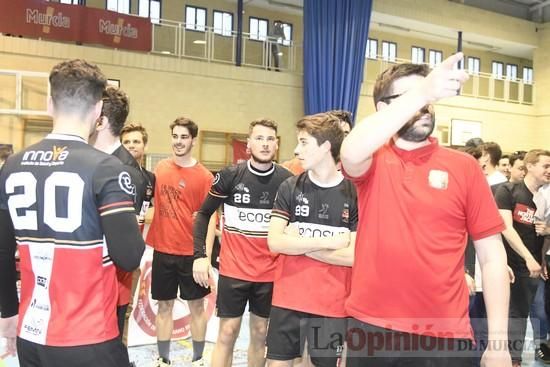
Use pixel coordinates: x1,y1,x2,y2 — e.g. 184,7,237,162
2,51,549,367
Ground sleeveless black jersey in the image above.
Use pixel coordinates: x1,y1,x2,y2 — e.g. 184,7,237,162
0,134,136,346
209,160,292,282
271,171,358,316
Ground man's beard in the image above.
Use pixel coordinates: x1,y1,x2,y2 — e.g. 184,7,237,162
397,107,435,143
250,150,274,164
173,144,192,157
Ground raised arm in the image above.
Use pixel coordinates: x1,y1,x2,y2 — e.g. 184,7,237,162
341,53,468,178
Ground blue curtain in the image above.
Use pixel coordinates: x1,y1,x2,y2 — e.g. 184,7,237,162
303,0,372,124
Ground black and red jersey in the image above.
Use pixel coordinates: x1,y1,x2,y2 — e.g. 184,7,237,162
270,171,358,317
0,134,136,346
209,161,292,282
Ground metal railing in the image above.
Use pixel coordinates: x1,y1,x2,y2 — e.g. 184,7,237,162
363,56,534,105
150,20,302,73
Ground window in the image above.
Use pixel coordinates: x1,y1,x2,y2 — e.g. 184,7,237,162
106,0,130,14
523,66,533,84
186,5,206,32
213,11,233,36
365,38,377,59
506,64,518,81
467,57,480,75
279,22,293,46
492,61,504,79
381,41,396,62
60,0,84,4
428,50,442,67
411,46,425,64
249,17,268,41
139,0,161,24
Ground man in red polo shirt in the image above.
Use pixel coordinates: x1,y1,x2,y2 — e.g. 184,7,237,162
340,53,511,367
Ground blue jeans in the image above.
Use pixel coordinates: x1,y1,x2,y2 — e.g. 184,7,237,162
530,278,548,344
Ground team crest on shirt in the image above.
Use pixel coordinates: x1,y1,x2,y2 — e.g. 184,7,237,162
296,192,309,205
341,206,349,223
118,171,136,196
318,203,329,219
179,179,186,188
259,191,270,205
428,169,449,190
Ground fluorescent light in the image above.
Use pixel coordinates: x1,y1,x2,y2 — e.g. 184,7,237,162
193,40,206,45
278,52,283,56
161,51,171,54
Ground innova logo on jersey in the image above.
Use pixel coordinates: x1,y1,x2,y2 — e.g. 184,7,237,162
21,146,69,166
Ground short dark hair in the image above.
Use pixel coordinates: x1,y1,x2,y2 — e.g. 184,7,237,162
170,117,198,138
49,59,106,116
458,145,482,160
249,118,278,135
481,142,502,167
509,151,526,167
327,109,353,129
101,86,129,137
373,63,429,106
500,154,510,160
296,113,344,162
0,145,14,163
121,122,149,145
465,137,484,148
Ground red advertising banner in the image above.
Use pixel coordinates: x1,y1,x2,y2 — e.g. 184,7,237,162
232,139,250,164
0,0,152,52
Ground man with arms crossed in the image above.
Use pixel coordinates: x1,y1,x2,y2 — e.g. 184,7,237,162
266,113,357,367
146,117,216,367
341,53,511,366
0,59,145,366
193,119,292,367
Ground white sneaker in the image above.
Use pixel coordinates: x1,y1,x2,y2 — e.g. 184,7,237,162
191,358,206,367
154,357,171,366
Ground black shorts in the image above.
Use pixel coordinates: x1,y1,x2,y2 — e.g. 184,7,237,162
345,319,475,367
151,251,210,301
216,274,273,318
16,337,128,367
266,306,347,367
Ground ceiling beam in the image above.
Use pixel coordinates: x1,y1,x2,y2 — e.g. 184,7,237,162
530,0,550,11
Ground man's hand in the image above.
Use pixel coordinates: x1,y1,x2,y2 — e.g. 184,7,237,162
465,273,476,296
0,315,17,357
416,52,469,104
480,348,512,367
526,256,542,278
507,266,515,284
326,232,350,250
535,220,550,236
192,257,211,288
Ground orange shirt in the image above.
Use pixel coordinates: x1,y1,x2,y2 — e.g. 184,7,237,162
281,157,305,176
146,159,213,256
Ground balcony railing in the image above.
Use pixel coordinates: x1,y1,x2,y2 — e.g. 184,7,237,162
150,20,303,73
363,57,534,105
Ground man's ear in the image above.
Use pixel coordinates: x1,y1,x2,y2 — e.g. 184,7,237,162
95,115,108,132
